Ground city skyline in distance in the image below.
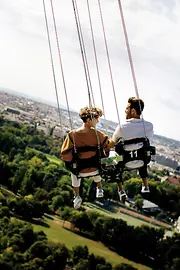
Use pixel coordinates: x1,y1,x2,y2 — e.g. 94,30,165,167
1,87,180,146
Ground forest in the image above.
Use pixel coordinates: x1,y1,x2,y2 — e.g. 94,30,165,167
0,117,180,269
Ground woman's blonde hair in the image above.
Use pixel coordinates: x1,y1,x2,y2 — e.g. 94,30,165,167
79,106,103,122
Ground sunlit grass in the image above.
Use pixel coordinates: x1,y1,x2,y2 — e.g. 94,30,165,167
0,187,17,198
46,154,63,165
84,202,156,227
26,147,63,166
33,218,151,270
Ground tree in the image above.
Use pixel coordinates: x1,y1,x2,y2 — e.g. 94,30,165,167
52,195,64,211
8,234,24,251
96,264,112,270
51,243,70,270
0,261,13,270
20,226,36,251
0,206,10,218
20,168,37,195
171,258,180,270
113,263,137,270
75,259,89,270
134,194,143,211
10,162,29,192
60,206,74,222
72,245,89,265
34,188,49,202
27,241,51,260
73,212,93,232
124,178,142,198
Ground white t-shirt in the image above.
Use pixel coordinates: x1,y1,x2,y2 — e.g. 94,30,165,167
112,118,154,169
113,118,154,143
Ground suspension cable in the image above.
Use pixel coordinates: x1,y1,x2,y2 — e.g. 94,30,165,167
97,0,121,129
72,0,95,108
74,0,96,108
49,0,81,158
42,0,62,128
50,0,73,130
117,0,139,98
72,0,105,157
117,0,147,136
86,0,108,133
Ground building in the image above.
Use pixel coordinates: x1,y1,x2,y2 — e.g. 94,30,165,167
142,200,161,214
166,176,180,186
5,107,20,115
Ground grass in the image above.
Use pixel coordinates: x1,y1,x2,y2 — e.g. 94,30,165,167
0,186,17,198
26,147,63,166
45,154,63,165
33,217,151,270
85,202,156,228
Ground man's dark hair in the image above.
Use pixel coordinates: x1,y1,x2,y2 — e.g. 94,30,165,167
128,97,144,115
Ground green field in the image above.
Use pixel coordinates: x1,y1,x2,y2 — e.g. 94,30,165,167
45,154,63,165
33,217,151,270
85,202,156,228
0,186,17,198
26,147,63,166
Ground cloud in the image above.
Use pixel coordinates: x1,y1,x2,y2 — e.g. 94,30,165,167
0,0,180,141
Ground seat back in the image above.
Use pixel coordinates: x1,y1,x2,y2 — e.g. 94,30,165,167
115,137,155,169
65,146,104,175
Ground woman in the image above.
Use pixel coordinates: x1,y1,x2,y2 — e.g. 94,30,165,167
61,106,114,209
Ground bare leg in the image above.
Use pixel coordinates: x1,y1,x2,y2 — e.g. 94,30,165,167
71,173,81,197
117,181,127,202
96,181,102,189
117,182,123,192
74,186,79,197
142,178,148,187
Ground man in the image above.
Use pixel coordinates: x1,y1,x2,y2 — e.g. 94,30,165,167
61,106,114,209
113,97,154,201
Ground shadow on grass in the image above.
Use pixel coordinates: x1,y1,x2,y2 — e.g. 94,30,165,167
93,200,118,214
63,226,97,241
11,212,50,228
31,218,50,228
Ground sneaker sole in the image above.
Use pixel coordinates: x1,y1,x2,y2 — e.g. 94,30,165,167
96,194,104,198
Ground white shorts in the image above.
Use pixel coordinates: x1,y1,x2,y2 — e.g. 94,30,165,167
71,170,101,187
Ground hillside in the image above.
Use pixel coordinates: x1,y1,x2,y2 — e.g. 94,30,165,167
0,89,180,170
0,115,179,269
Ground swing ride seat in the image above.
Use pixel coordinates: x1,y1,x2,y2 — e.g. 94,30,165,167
64,145,122,183
65,138,156,183
64,145,104,177
114,137,156,169
99,137,156,183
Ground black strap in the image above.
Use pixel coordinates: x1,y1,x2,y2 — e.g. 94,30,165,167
116,137,150,146
75,146,100,152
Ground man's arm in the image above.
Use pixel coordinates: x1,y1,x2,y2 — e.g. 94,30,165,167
112,125,121,143
146,122,154,140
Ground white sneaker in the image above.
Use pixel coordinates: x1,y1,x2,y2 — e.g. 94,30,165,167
96,188,104,198
73,195,82,209
118,190,127,202
141,186,150,193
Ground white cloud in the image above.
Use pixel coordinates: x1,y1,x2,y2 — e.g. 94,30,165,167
0,0,180,141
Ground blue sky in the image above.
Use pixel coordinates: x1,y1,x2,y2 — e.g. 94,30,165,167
0,0,180,141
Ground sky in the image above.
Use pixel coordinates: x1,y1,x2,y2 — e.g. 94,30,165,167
0,0,180,141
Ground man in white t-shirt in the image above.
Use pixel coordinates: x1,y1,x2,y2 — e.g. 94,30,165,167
112,97,154,201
